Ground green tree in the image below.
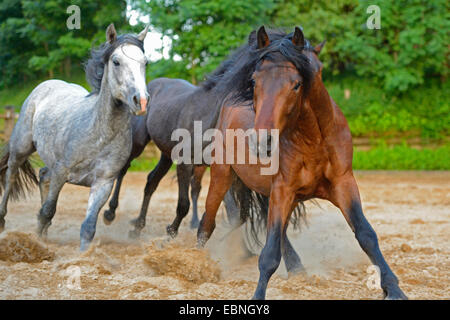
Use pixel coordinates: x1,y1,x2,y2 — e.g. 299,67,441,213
272,0,449,92
0,0,128,87
133,0,275,84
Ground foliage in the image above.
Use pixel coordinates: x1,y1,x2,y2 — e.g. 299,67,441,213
134,0,275,84
0,0,128,87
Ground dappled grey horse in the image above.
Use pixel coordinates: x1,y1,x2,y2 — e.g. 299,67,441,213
0,24,150,251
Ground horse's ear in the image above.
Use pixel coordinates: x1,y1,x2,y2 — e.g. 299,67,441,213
248,30,257,45
314,40,326,55
138,25,149,41
106,23,117,44
257,26,270,49
292,26,305,47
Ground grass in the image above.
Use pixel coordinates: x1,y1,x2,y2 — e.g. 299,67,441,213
128,143,450,172
0,72,448,170
0,70,89,110
353,143,450,170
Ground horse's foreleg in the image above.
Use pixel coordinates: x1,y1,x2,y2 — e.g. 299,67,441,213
189,165,206,229
167,164,193,237
37,171,66,237
80,180,114,251
253,182,295,300
129,154,172,238
330,174,407,300
197,164,233,247
103,162,130,225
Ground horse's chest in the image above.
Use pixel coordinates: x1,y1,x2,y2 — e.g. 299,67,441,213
66,134,131,186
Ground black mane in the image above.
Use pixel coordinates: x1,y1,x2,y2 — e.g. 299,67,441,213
85,34,144,94
202,28,314,105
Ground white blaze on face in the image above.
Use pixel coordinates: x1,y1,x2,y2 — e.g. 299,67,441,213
119,44,148,113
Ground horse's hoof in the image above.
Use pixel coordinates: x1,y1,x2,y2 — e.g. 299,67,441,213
37,221,51,239
128,229,141,239
166,225,178,238
103,210,115,226
385,288,408,300
287,266,307,278
0,217,5,233
129,217,144,228
80,239,91,252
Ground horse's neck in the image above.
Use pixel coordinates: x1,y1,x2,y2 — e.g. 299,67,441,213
92,80,131,137
293,81,337,142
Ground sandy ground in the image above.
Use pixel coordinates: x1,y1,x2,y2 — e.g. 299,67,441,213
0,171,448,300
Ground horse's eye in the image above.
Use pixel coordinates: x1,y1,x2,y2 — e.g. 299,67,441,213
294,81,302,90
113,60,120,66
251,79,256,87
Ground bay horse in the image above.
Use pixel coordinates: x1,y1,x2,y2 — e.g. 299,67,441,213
0,24,150,251
197,26,407,300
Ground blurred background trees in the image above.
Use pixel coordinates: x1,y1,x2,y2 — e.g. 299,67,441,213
0,0,448,169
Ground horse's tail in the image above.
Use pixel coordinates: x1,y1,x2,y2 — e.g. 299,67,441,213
0,144,38,201
229,177,307,247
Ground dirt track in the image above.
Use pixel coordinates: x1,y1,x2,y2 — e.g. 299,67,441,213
0,171,448,299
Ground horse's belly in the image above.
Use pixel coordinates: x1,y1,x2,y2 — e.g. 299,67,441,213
232,164,272,196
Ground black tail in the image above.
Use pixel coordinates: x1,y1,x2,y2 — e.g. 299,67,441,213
0,145,38,201
230,177,307,247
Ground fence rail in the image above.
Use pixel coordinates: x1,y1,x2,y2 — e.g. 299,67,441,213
0,106,18,141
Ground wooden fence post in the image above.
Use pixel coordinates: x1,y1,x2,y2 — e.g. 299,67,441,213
4,106,15,140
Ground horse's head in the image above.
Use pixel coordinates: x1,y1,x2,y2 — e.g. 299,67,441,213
105,24,150,115
250,26,325,153
86,24,150,115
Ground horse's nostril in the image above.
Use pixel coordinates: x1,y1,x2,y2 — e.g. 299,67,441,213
133,95,139,105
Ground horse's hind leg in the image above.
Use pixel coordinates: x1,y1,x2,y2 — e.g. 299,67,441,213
129,154,172,238
167,164,193,237
39,167,51,205
80,180,114,251
223,189,240,227
0,134,37,232
37,169,66,237
282,232,305,275
189,165,206,229
103,162,130,225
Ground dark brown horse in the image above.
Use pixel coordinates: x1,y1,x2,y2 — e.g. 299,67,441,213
197,26,407,300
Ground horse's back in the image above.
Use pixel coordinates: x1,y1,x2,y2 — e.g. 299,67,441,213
29,79,88,114
147,78,196,101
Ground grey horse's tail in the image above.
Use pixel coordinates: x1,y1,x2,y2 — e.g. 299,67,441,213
229,176,307,247
0,145,38,201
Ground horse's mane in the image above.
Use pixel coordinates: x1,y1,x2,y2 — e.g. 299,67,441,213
85,34,145,94
201,28,314,105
